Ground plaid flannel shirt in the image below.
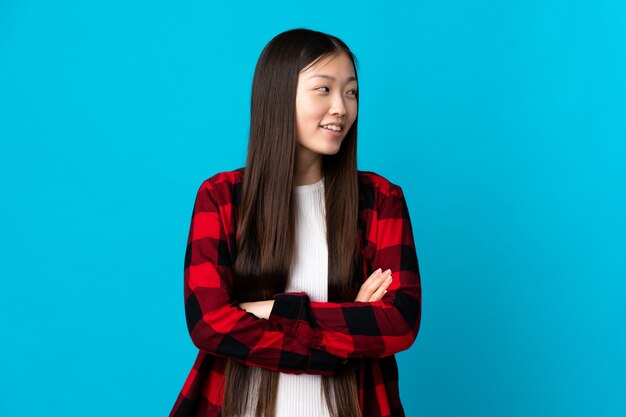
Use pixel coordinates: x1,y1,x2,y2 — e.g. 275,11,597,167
170,167,422,417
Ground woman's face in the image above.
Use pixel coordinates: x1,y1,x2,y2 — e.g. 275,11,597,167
295,52,358,159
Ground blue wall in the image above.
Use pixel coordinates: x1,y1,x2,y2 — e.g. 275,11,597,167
1,1,624,416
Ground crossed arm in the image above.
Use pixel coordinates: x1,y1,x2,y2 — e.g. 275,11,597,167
184,179,421,374
240,267,394,317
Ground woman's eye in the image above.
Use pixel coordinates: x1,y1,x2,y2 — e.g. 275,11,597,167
315,87,357,95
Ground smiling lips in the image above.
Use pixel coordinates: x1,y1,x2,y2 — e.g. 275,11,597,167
320,123,344,132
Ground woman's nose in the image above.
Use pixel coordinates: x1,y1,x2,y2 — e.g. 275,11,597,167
330,94,347,116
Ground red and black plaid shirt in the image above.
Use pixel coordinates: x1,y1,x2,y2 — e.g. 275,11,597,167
170,167,422,417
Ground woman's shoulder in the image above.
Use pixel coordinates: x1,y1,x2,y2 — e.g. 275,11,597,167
357,170,403,197
194,167,244,205
201,167,245,187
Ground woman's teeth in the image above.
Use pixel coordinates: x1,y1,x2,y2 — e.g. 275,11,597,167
321,125,342,131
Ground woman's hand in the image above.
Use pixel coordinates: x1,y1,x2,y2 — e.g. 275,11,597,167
354,268,393,302
239,300,275,319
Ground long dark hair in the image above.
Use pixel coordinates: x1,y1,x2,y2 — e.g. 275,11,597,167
221,28,361,417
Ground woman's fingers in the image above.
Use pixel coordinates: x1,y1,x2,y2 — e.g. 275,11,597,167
355,269,383,301
354,268,392,302
369,274,393,302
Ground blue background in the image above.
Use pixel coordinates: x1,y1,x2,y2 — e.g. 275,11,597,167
1,1,625,416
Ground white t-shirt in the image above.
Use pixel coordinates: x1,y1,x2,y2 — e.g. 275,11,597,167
242,177,334,417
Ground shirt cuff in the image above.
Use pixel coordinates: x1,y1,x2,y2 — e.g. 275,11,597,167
268,292,324,348
269,292,344,372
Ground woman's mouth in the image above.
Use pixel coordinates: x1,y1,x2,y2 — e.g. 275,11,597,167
320,124,343,138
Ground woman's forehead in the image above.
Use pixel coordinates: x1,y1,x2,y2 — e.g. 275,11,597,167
300,53,356,80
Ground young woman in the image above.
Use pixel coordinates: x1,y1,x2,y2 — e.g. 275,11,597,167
170,28,422,417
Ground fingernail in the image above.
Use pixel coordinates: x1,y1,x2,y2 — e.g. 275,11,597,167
386,276,392,282
384,269,391,275
376,268,382,274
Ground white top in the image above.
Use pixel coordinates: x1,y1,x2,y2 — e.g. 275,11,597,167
242,177,334,416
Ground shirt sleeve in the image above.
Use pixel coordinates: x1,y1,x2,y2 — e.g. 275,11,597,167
267,184,422,359
184,180,339,375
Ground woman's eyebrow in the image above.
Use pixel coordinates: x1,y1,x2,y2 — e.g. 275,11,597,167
306,74,357,82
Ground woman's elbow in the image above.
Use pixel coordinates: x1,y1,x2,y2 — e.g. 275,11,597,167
392,298,421,352
188,321,219,354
